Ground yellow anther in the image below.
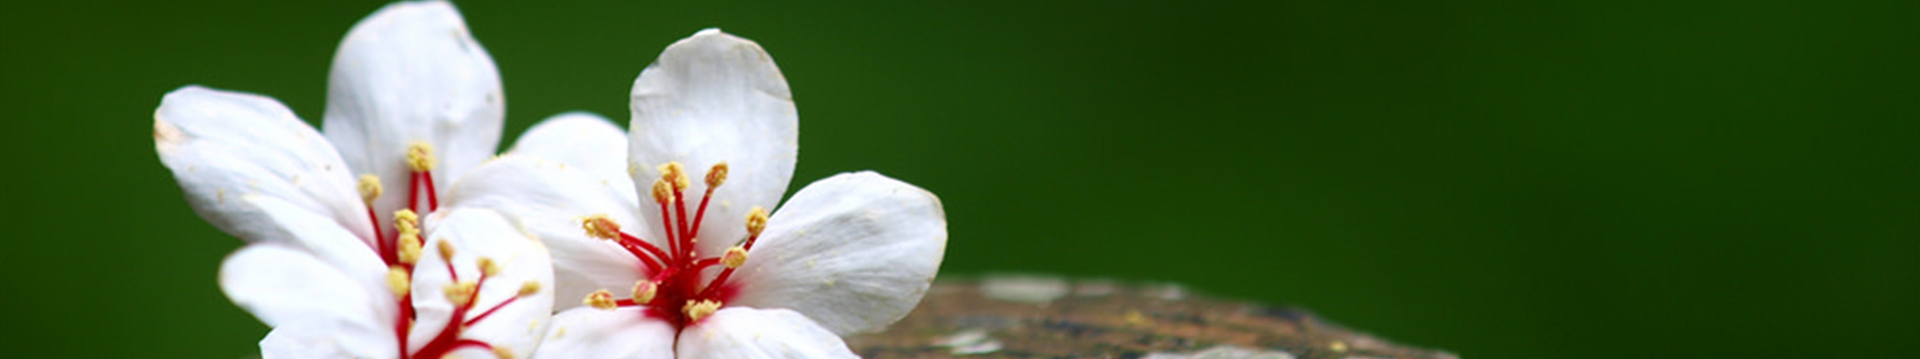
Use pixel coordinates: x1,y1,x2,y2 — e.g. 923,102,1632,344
650,179,675,204
492,346,516,359
437,240,456,261
745,206,770,237
657,162,689,191
722,246,748,269
406,141,437,172
356,174,383,204
704,162,729,188
394,209,421,237
517,281,541,298
478,257,500,277
584,289,617,310
444,281,478,307
385,266,410,298
582,214,620,240
397,233,423,265
632,281,657,304
684,299,722,322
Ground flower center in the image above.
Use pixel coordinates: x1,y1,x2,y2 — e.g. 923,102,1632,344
580,161,767,328
358,142,534,359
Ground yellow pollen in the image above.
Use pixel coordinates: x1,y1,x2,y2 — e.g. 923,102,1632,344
705,162,729,187
745,206,770,237
658,162,689,191
356,174,383,204
632,281,657,304
492,346,516,359
722,246,748,269
406,141,436,172
584,289,617,310
684,299,722,322
517,281,541,298
650,179,674,204
385,266,410,298
394,209,421,236
437,240,456,261
444,281,478,307
582,214,620,240
478,257,500,277
397,233,423,265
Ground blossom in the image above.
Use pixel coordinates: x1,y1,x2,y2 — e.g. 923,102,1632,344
444,29,948,358
153,2,554,357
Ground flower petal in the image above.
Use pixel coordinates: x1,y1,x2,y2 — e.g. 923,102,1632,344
530,307,677,359
219,244,387,330
506,112,634,190
154,86,374,247
238,195,393,302
259,320,397,359
321,0,504,233
444,155,654,310
676,307,859,359
730,171,947,335
409,208,554,357
628,28,798,257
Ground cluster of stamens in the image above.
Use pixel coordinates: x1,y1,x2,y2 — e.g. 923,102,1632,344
580,161,769,328
356,142,536,359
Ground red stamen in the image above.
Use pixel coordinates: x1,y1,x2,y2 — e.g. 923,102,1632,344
673,189,692,251
658,200,680,263
690,186,715,241
394,293,412,359
368,207,391,265
407,172,421,214
421,171,439,211
463,295,519,327
615,232,668,273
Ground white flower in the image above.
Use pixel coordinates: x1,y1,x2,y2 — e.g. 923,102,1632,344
153,2,554,358
445,29,948,358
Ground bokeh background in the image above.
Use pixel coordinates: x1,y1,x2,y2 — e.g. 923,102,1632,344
3,0,1914,358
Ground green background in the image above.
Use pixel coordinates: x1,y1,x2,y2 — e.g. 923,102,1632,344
3,0,1913,358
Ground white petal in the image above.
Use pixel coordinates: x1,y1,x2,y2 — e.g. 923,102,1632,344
530,307,676,359
730,171,947,335
260,320,398,359
507,112,634,189
628,28,798,257
220,244,389,329
240,195,393,301
676,307,858,359
409,208,554,357
154,86,374,247
322,0,504,233
445,155,656,310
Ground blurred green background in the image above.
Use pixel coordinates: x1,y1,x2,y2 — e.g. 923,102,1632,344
3,0,1914,358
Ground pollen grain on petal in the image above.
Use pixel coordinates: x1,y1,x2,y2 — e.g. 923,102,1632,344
582,214,620,240
492,346,516,359
406,141,437,172
584,289,617,310
357,174,383,204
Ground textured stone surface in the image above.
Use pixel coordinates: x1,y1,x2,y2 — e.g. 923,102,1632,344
847,276,1459,359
